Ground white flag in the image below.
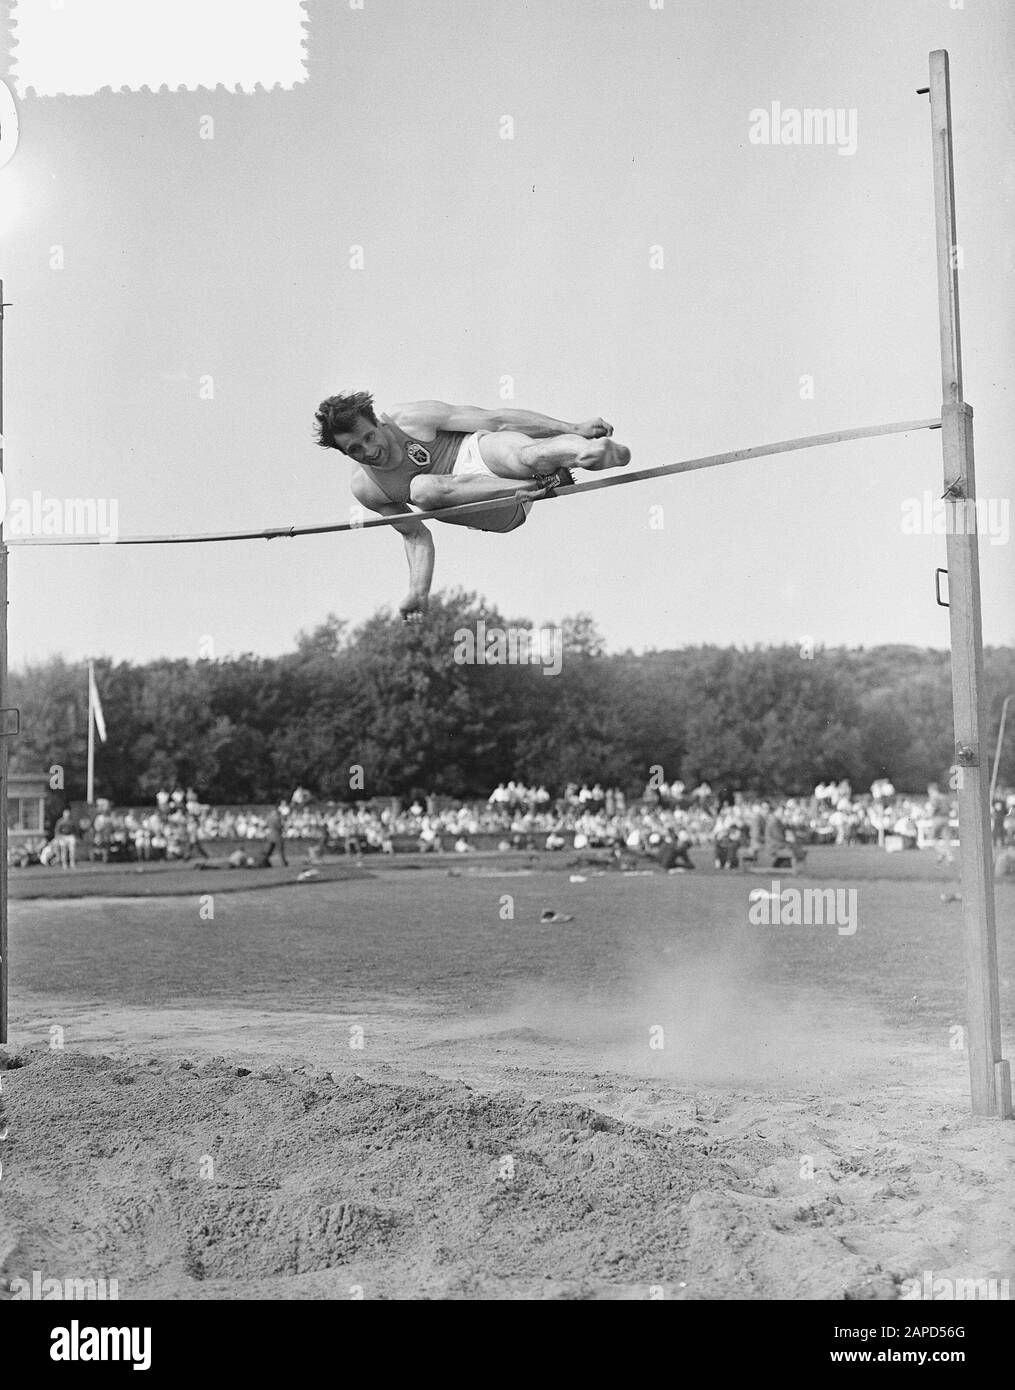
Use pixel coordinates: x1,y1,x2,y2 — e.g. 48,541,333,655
89,663,107,743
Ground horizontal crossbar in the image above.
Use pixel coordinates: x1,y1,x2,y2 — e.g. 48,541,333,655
6,417,941,548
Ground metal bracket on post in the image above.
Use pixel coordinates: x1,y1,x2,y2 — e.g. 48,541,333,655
997,1061,1014,1120
935,568,949,607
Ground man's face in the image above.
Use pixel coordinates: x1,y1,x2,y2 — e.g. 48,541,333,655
334,415,389,466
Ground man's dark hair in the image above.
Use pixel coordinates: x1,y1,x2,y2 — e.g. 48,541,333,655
314,391,378,449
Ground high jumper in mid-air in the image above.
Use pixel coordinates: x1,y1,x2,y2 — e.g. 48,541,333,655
313,391,631,622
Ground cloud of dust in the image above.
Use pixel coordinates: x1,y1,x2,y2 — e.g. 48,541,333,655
484,924,890,1089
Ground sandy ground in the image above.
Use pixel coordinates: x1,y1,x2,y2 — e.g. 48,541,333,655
1,859,1013,1300
2,996,1012,1300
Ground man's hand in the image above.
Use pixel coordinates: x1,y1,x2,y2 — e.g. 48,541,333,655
399,592,429,624
574,417,614,439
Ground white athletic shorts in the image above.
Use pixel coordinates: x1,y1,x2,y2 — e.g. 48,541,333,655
452,430,496,478
444,431,531,534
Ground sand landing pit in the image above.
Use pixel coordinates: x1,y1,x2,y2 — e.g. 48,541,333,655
0,1049,901,1301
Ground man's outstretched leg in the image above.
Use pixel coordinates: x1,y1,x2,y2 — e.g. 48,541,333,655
478,430,631,478
407,428,632,515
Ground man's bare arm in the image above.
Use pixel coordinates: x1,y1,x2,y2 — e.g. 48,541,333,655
397,520,435,622
389,400,613,440
352,473,435,622
497,408,614,439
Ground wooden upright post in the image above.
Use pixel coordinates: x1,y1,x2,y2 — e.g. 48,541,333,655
928,51,1012,1118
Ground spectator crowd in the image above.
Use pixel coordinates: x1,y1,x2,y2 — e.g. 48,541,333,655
16,776,1015,872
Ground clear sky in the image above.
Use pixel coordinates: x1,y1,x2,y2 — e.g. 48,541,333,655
2,0,1013,666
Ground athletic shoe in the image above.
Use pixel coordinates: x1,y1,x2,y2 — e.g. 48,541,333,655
534,467,575,497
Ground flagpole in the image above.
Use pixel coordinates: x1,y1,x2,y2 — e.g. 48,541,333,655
87,659,95,804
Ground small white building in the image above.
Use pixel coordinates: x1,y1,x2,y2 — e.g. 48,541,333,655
9,772,48,848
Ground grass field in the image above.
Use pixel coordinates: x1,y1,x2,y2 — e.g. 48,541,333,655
1,847,1013,1300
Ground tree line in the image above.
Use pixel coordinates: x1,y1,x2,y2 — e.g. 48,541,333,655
11,590,1015,806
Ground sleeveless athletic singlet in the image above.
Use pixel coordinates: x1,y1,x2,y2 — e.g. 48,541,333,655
359,414,469,506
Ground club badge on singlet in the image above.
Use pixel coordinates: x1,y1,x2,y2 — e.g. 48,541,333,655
405,440,431,468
